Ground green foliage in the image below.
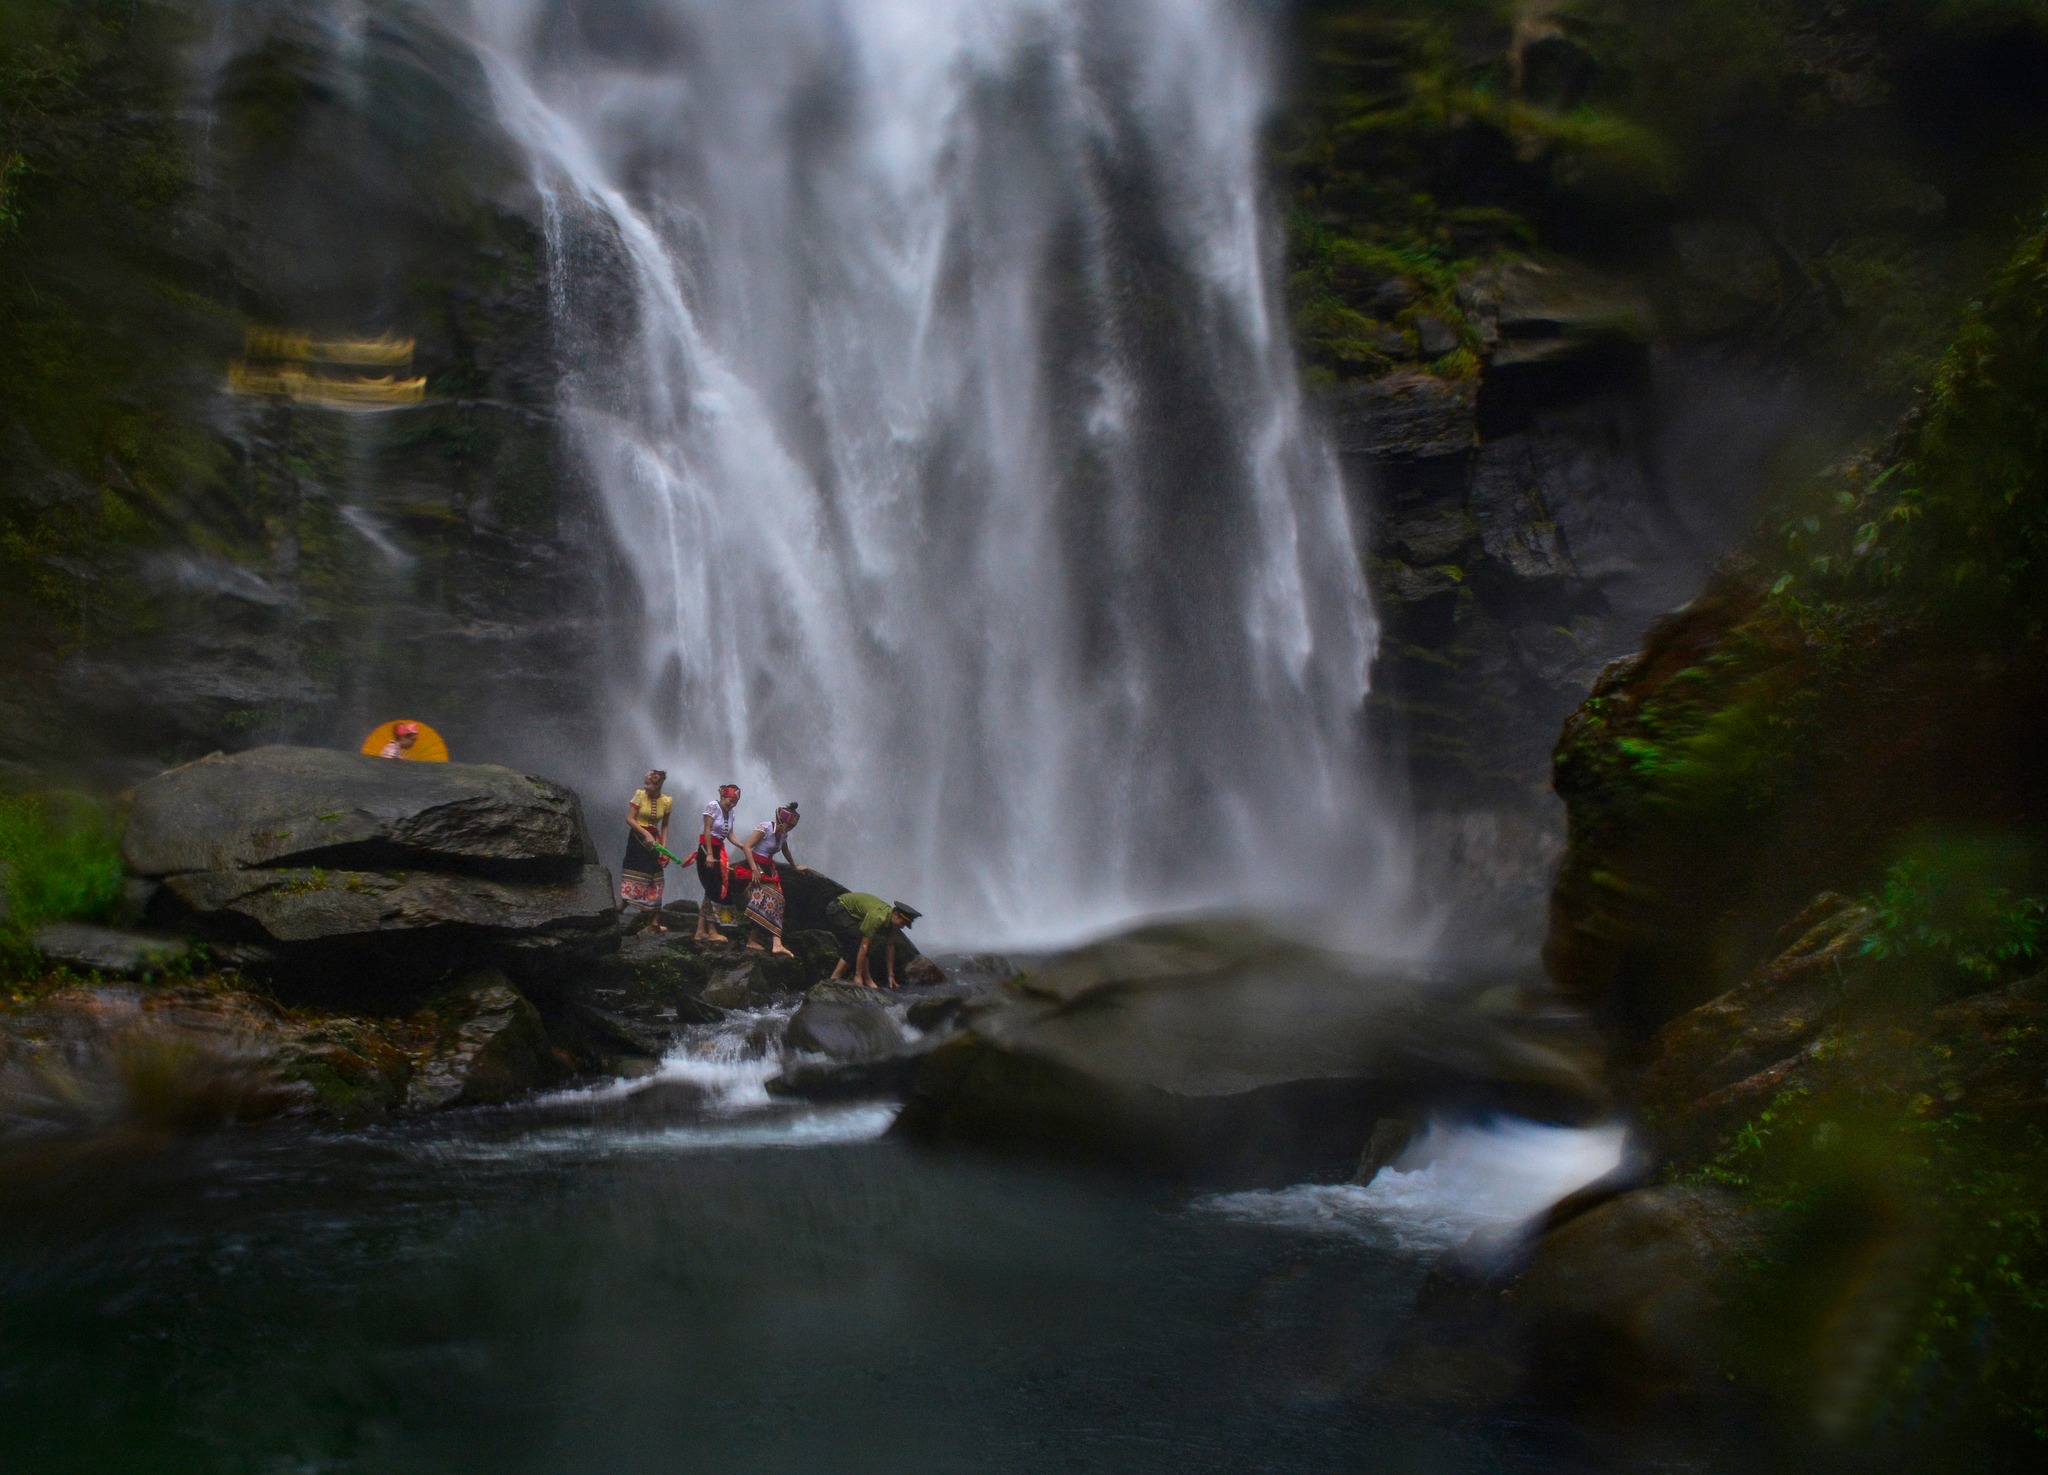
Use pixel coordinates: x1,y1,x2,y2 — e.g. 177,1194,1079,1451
1696,1074,2048,1442
1758,210,2048,640
0,790,124,944
1863,846,2046,987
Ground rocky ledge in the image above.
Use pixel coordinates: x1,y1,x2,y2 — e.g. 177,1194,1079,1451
1,744,963,1143
0,969,567,1136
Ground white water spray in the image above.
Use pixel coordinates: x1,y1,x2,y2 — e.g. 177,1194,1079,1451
1196,1117,1631,1258
460,0,1388,944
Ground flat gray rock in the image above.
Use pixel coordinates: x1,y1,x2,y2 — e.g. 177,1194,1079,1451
124,745,593,879
31,923,191,977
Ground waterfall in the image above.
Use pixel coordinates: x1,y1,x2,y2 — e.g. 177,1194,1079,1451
458,0,1388,945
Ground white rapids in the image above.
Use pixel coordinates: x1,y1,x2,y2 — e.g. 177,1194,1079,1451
1194,1117,1632,1260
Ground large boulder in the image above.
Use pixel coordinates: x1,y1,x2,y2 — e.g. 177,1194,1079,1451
785,982,907,1062
405,972,569,1109
124,746,594,880
698,953,808,1009
1506,1187,1759,1423
894,921,1605,1183
123,745,617,1001
150,862,616,1000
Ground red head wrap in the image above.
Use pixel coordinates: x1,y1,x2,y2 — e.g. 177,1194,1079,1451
776,802,800,830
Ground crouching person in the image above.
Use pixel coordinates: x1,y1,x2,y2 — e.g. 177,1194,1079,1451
825,892,920,990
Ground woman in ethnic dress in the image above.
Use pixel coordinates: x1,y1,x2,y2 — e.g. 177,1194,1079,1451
620,769,674,931
693,783,742,944
740,803,807,957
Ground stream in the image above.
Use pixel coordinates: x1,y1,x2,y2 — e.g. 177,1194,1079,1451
0,1001,1637,1474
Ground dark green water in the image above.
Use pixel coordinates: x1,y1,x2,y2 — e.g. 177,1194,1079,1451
0,1085,1629,1474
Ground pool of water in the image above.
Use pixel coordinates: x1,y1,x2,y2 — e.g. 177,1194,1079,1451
0,1010,1643,1474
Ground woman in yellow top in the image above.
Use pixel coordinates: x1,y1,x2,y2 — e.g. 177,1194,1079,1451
620,769,675,930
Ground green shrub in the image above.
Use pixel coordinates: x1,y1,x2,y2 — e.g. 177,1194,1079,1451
1863,842,2046,988
1698,1077,2048,1445
0,790,124,939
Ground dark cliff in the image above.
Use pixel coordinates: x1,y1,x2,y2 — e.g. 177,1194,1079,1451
1285,0,2048,943
0,0,617,786
1530,209,2048,1455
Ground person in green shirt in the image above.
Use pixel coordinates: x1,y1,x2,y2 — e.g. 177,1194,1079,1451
825,891,921,989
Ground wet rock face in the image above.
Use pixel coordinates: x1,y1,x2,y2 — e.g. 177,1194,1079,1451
154,864,616,987
0,984,411,1136
405,972,568,1110
1509,1187,1759,1421
1629,898,1879,1160
0,970,585,1135
1325,371,1478,459
124,747,593,879
895,921,1606,1184
29,924,190,979
785,983,907,1063
0,0,614,783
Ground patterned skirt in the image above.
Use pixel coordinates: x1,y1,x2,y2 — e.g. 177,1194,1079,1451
743,871,785,936
620,831,665,912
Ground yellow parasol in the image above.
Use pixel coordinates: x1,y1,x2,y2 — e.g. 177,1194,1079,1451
360,720,450,762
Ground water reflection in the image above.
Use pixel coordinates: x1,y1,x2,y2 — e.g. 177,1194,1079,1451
0,1073,1635,1473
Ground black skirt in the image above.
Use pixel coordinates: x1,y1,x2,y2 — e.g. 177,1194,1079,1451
619,831,666,912
698,844,730,903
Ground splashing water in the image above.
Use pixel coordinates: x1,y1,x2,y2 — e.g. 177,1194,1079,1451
430,1000,901,1161
459,0,1393,945
1195,1117,1632,1259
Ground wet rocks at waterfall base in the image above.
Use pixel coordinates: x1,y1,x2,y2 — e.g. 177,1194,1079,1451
893,921,1606,1185
0,969,573,1138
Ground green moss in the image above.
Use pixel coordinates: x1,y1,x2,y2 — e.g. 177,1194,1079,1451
0,789,124,964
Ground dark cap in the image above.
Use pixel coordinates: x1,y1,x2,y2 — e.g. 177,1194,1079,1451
890,902,921,927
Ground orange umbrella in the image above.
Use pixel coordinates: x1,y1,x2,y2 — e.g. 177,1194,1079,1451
360,720,450,762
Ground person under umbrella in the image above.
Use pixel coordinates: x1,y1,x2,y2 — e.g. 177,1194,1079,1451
378,721,422,759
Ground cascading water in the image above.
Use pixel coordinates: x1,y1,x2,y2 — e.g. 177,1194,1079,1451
459,0,1392,945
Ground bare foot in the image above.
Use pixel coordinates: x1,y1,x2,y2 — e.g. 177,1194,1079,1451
744,941,765,953
771,945,794,959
